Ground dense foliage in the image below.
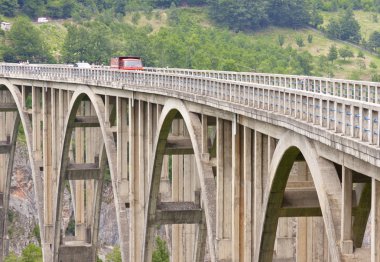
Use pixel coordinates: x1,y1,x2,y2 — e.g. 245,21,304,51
208,0,312,31
105,247,122,262
152,237,169,262
4,244,42,262
3,17,54,63
56,13,315,75
325,8,361,43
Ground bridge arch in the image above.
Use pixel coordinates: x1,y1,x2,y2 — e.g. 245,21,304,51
0,80,45,257
52,85,127,262
142,99,217,262
257,131,342,262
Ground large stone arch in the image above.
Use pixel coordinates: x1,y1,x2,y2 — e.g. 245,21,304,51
0,80,45,257
52,86,127,262
142,99,217,262
256,131,342,262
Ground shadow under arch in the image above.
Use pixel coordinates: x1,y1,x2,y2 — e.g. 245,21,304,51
52,85,127,262
0,80,45,254
142,99,217,262
256,131,342,262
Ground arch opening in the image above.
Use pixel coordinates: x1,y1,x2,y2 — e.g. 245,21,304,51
0,83,44,260
258,132,342,262
53,88,124,262
143,99,217,262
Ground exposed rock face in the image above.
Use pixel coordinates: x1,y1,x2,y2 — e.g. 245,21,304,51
8,141,39,255
98,184,119,245
7,141,119,255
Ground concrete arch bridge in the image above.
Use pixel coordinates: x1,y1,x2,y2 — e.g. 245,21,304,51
0,63,379,261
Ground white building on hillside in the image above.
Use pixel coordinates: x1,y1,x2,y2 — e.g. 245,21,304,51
37,17,48,23
1,22,11,31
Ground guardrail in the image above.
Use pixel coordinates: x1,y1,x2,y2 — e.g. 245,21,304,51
0,63,379,149
148,67,380,104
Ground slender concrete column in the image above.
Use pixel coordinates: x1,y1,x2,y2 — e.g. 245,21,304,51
243,126,253,262
276,218,293,259
172,119,185,262
129,99,148,262
201,115,208,155
128,99,136,262
32,86,42,161
85,103,98,242
216,118,232,260
130,99,141,262
232,123,241,261
75,103,86,241
42,88,53,245
297,217,308,262
341,167,353,254
253,131,263,257
159,104,171,199
314,217,327,261
371,178,380,262
116,97,129,204
138,100,147,262
183,147,195,261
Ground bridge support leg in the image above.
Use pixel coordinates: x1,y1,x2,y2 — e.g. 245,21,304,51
232,122,241,261
216,118,232,260
43,87,54,261
243,126,252,262
253,130,263,258
0,90,19,261
74,104,86,241
341,167,353,254
129,99,149,262
171,119,185,262
371,178,380,262
115,97,130,262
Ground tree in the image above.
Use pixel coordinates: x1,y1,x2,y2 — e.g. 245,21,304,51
21,0,44,18
105,247,121,262
328,45,338,62
307,34,313,43
309,0,323,28
325,9,361,43
340,9,361,43
62,22,112,64
338,46,354,60
208,0,268,31
370,61,378,69
267,0,310,28
278,35,285,47
4,252,19,262
152,237,169,262
6,17,54,63
295,36,304,47
20,244,42,262
357,50,365,59
0,0,18,17
369,31,380,51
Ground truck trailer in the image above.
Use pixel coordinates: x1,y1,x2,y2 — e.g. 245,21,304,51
110,56,144,70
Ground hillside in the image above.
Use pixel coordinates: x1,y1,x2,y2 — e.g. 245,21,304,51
1,7,380,81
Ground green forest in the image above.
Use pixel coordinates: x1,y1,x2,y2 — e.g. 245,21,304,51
1,0,380,80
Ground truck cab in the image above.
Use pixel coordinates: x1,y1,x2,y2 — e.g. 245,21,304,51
110,56,144,70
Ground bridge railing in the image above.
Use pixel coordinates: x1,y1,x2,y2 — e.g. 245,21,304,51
1,63,380,151
147,67,380,104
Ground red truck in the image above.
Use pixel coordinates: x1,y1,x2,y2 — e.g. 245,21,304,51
110,56,144,70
